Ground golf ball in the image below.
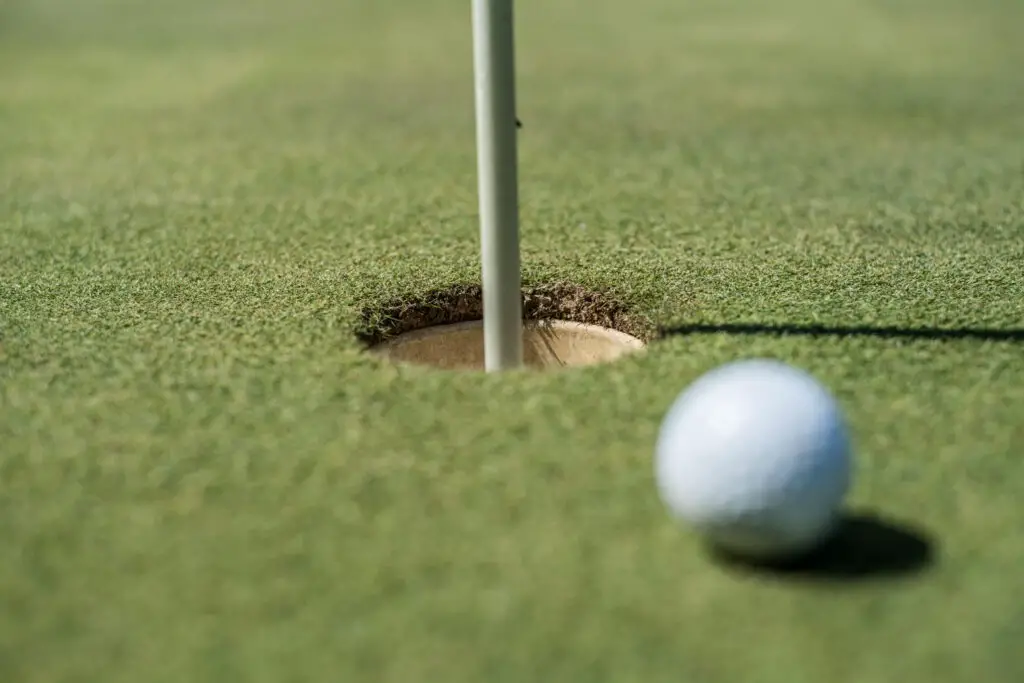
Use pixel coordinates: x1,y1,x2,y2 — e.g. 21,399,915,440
655,359,851,561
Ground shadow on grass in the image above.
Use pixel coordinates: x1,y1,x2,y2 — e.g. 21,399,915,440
713,511,937,583
659,323,1024,343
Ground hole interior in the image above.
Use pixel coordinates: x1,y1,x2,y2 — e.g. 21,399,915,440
357,283,651,370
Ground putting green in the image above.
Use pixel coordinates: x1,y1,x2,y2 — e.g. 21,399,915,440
2,1,1024,681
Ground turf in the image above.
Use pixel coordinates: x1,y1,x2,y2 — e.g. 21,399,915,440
2,0,1024,681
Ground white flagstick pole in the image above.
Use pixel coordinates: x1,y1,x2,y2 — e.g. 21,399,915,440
472,0,523,371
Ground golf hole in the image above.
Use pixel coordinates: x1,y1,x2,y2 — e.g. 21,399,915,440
371,319,644,370
359,283,650,371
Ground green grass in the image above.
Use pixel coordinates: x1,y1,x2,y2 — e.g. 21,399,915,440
3,0,1024,680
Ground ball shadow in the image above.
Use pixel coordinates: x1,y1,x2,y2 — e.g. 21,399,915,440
712,511,937,583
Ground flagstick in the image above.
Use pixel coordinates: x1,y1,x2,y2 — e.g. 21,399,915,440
472,0,523,371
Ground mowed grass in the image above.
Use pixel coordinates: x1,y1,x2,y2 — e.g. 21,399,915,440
3,0,1024,681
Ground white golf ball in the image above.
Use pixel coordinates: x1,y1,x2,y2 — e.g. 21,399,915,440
655,359,852,561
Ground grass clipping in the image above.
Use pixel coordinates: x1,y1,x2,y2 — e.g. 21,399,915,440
356,283,652,347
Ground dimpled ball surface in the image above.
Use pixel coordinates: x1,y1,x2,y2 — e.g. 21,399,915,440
655,359,852,561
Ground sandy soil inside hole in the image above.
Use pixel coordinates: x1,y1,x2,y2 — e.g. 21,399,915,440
369,319,645,370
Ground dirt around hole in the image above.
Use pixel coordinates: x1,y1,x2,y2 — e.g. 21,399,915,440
355,282,652,347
